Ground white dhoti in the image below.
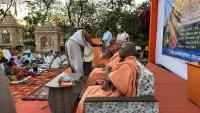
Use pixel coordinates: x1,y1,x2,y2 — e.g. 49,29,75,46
66,40,84,75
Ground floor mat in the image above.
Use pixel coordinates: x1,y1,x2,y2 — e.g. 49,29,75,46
10,68,65,102
22,85,49,100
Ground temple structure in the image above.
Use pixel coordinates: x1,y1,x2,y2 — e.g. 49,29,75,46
35,23,64,52
0,12,23,50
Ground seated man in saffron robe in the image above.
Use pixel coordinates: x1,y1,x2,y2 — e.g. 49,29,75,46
98,38,118,65
86,51,120,86
76,42,139,113
86,40,125,86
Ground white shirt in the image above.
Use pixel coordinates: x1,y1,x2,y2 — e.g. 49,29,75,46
117,31,130,42
44,55,54,64
22,54,33,63
60,54,67,63
69,29,86,46
51,57,61,69
0,63,4,71
102,31,112,46
2,49,11,60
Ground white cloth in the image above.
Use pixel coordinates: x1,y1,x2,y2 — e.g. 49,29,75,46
102,31,112,46
117,31,130,42
66,40,84,75
44,55,54,64
51,57,61,69
136,46,142,51
60,54,67,63
84,42,94,62
22,54,33,63
68,29,86,47
37,54,42,59
0,63,4,71
2,49,11,60
32,53,42,60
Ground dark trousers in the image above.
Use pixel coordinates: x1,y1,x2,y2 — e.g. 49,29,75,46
83,62,92,76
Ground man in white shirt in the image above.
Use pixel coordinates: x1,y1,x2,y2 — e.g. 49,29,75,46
116,26,130,42
102,27,113,47
60,52,67,64
32,51,42,60
50,53,61,69
22,51,33,63
44,51,54,64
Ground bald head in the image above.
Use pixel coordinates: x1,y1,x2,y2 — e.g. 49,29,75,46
119,42,136,59
125,42,136,54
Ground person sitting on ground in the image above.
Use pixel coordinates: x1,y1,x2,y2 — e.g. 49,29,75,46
14,55,22,67
60,52,68,64
4,62,13,77
4,62,19,81
76,42,139,113
43,51,54,65
22,51,33,63
17,60,36,80
87,40,125,86
9,58,17,67
50,53,61,69
32,51,42,60
0,57,8,71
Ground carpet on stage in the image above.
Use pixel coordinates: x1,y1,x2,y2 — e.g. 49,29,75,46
10,68,65,102
22,85,49,100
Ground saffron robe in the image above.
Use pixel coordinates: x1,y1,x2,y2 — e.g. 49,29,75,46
86,51,120,86
76,56,139,113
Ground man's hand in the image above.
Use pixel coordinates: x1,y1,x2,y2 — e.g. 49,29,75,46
101,81,110,91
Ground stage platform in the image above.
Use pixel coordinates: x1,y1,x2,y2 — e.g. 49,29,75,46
15,63,200,113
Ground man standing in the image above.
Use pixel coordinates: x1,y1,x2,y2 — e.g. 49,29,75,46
117,26,130,42
102,27,113,47
66,25,102,76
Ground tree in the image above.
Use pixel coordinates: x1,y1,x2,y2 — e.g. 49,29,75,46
136,1,150,46
0,0,14,22
23,0,55,39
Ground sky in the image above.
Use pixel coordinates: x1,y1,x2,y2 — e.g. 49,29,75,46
8,0,148,19
135,0,148,5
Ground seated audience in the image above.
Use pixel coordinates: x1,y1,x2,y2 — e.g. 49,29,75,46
9,58,17,67
76,42,139,113
22,52,33,63
14,55,22,67
0,57,8,71
50,53,61,69
17,60,36,80
60,52,67,64
4,62,13,76
32,51,42,60
44,51,54,64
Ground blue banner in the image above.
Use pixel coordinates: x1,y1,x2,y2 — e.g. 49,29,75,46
162,0,200,61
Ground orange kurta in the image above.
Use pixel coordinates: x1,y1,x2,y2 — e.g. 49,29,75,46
86,51,120,86
76,56,138,113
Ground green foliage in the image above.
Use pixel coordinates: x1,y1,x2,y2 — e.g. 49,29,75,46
21,0,150,46
23,38,35,46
